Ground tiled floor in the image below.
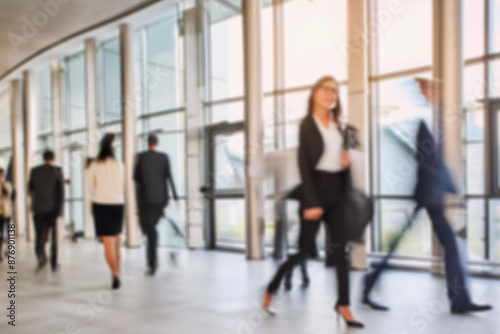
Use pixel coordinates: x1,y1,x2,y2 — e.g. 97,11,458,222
1,239,499,334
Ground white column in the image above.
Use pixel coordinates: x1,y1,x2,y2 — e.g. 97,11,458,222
120,24,140,247
184,7,204,248
346,0,369,269
84,38,99,239
10,80,24,238
22,71,35,242
242,0,265,259
441,0,464,229
51,59,65,263
430,0,464,273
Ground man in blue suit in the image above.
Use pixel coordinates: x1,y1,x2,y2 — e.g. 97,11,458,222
363,79,492,314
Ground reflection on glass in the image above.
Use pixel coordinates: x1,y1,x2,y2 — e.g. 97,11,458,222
375,0,432,75
466,143,484,194
216,199,245,244
284,0,347,87
379,200,432,257
467,200,485,260
214,131,245,189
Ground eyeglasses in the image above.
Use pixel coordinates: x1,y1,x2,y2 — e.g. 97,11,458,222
319,86,338,94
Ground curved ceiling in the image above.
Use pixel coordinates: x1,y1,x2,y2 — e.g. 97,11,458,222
0,0,158,78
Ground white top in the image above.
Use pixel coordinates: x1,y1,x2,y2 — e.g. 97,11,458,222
312,115,344,173
88,158,125,204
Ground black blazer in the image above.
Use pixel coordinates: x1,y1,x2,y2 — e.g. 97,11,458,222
28,164,64,215
133,150,179,207
287,114,351,208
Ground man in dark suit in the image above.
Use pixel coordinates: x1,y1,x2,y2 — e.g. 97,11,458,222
134,134,179,275
28,150,64,271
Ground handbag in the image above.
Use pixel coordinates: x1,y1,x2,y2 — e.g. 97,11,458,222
339,168,374,243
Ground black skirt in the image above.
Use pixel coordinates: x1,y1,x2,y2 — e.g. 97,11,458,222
92,203,124,236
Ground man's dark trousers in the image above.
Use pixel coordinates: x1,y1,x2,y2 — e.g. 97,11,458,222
140,204,165,269
426,205,471,309
34,212,57,268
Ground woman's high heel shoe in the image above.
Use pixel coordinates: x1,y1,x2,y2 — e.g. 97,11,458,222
334,305,364,328
112,276,120,290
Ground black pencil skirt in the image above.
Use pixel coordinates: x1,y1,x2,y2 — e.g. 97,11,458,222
92,203,124,236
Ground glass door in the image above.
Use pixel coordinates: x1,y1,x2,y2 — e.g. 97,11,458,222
203,121,246,249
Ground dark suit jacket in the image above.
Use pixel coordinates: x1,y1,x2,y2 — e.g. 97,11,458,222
28,164,64,216
287,114,350,208
133,150,179,208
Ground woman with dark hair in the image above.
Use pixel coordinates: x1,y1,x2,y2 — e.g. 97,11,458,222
88,133,124,289
263,76,363,328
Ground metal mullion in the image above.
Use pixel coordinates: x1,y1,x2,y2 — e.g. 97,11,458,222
369,66,432,82
204,96,245,106
138,107,186,120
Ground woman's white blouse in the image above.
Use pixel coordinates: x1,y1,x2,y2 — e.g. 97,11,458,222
312,115,344,173
88,158,125,204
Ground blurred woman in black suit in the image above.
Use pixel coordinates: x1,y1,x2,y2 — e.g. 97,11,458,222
263,76,363,328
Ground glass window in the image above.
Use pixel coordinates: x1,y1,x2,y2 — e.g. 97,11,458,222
490,0,500,53
36,66,52,135
463,0,485,60
488,59,500,98
147,112,185,133
99,37,121,124
467,200,485,260
466,143,484,194
375,74,432,196
0,90,11,149
210,101,244,124
283,0,347,87
466,110,484,141
463,64,485,111
146,15,183,112
209,2,244,100
64,52,86,130
158,199,186,247
215,199,246,245
374,0,432,75
489,200,500,261
378,200,432,257
157,132,185,197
